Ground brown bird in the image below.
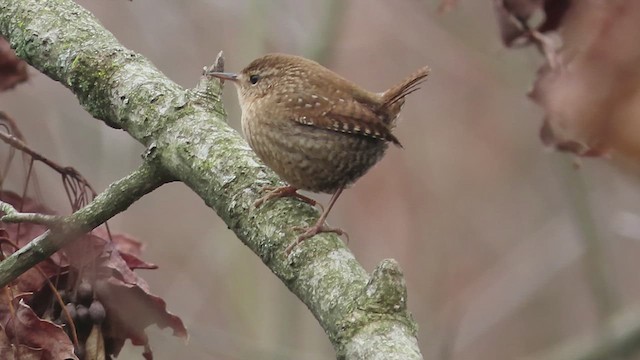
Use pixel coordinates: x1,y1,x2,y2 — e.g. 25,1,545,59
208,53,429,253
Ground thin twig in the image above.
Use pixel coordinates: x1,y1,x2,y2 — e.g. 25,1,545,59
0,119,97,199
41,270,79,347
0,200,63,227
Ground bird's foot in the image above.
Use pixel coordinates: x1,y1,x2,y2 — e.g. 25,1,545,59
254,185,323,210
285,223,349,254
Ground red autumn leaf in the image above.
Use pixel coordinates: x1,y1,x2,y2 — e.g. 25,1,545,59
62,234,109,278
6,260,61,302
110,233,144,257
0,328,44,360
100,239,146,287
63,232,186,359
95,277,186,359
1,191,185,359
91,230,158,270
0,37,28,91
98,241,186,337
118,252,158,271
4,301,77,360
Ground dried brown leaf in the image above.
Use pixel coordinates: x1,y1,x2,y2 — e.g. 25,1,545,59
64,232,185,358
4,301,77,360
93,231,157,270
529,1,640,166
0,192,185,359
0,329,44,360
96,277,186,358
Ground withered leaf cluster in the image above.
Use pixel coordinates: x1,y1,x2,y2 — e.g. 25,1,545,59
496,0,640,166
0,191,187,360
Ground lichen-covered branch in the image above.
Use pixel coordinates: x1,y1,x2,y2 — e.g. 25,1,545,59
0,1,423,358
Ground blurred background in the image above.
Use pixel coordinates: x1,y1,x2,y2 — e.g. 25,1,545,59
3,0,640,359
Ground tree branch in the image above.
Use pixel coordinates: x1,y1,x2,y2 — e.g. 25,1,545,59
0,1,424,358
0,160,171,287
0,201,62,226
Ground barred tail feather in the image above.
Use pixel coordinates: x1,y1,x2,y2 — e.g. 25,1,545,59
381,66,430,110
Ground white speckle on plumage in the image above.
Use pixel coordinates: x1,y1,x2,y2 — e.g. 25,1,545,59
315,102,321,107
338,98,345,102
311,95,318,99
305,103,313,108
298,98,303,103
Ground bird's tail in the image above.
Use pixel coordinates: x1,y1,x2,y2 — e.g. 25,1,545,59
380,66,430,114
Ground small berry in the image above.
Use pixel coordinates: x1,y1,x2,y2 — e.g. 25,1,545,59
89,300,106,324
77,281,93,306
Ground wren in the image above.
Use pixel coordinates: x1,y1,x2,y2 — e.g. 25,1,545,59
208,53,429,253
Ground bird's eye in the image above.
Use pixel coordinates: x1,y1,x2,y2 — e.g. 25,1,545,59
249,74,260,85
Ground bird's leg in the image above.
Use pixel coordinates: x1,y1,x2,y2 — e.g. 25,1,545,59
254,185,323,210
286,186,348,254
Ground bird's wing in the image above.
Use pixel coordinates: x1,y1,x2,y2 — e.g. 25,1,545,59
287,93,400,145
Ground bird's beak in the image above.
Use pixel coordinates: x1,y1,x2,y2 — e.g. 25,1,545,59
207,71,238,82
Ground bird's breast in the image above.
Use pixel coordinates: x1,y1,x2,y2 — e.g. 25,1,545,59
241,110,389,193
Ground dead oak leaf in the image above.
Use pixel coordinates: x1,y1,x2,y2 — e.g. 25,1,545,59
4,301,77,360
95,278,187,359
0,328,44,360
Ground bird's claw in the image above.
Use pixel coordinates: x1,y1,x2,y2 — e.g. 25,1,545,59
285,224,349,254
253,185,323,211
